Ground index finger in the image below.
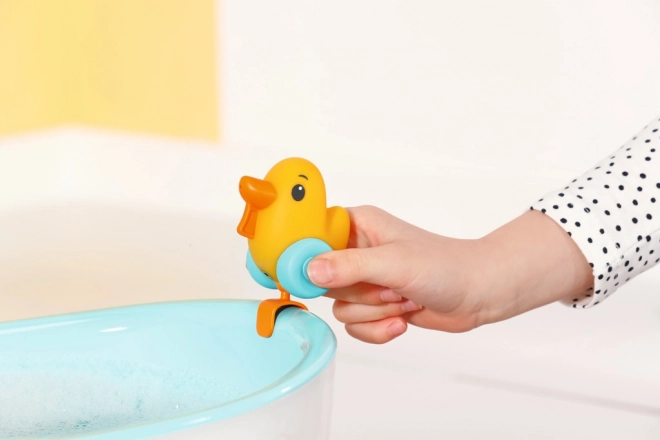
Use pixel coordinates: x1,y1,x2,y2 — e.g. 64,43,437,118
324,282,403,305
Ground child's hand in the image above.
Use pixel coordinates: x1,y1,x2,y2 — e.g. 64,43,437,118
307,206,593,344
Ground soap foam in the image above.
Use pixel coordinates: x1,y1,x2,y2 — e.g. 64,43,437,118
0,354,245,438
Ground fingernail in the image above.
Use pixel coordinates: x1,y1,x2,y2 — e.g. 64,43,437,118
307,259,332,285
387,320,406,337
401,299,422,313
380,289,402,303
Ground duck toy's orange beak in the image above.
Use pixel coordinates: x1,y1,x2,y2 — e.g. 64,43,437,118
237,176,277,239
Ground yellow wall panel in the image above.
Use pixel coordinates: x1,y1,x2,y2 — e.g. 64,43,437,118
0,0,219,141
0,2,71,134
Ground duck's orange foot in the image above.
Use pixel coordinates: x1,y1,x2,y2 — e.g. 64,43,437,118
256,298,308,338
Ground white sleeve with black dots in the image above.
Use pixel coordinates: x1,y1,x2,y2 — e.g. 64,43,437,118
531,115,660,309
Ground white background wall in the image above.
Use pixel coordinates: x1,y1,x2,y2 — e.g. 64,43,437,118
220,0,660,178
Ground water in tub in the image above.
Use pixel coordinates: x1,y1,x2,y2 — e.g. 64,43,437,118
0,353,244,437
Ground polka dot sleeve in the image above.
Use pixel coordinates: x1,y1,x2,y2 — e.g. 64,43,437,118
531,115,660,309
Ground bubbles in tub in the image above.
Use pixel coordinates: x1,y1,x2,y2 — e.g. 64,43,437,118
0,354,245,438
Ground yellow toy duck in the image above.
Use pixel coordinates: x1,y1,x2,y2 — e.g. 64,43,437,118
237,158,350,337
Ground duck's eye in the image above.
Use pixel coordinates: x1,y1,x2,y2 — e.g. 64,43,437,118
291,184,305,201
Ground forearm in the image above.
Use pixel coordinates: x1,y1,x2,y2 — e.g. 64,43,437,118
475,210,593,325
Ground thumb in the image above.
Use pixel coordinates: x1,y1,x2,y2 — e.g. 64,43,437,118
306,246,405,289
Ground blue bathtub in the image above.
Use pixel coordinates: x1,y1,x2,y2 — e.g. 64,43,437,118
0,300,336,439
